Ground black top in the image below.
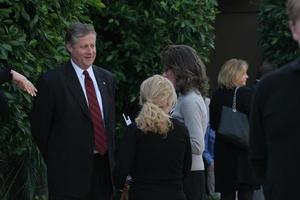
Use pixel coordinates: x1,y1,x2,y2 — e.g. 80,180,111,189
113,118,191,199
210,86,258,193
0,68,12,121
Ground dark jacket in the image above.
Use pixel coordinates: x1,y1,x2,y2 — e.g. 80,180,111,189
31,61,116,198
210,86,258,193
250,58,300,200
113,118,192,200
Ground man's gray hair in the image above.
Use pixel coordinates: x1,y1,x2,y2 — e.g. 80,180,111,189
287,0,300,22
65,22,96,45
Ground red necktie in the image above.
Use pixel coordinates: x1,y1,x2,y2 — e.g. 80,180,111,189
83,70,107,155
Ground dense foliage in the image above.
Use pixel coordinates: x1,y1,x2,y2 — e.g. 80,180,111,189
0,0,104,199
90,0,218,127
258,0,299,67
0,0,217,199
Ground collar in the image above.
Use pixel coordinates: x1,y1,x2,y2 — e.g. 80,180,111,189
71,59,93,77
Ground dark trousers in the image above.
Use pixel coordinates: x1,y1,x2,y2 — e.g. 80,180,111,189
221,189,253,200
183,170,206,200
50,153,113,200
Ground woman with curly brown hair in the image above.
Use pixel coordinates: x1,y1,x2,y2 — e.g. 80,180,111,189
161,44,210,200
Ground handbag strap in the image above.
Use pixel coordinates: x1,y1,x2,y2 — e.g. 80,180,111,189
232,87,239,112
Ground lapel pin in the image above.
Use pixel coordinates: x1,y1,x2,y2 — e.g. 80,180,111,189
103,81,106,85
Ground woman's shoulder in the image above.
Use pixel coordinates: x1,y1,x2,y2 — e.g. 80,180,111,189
237,86,252,99
171,118,189,134
238,86,252,92
180,90,205,105
124,123,140,135
211,87,234,100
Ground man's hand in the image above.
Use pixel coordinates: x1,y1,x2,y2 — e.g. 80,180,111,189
11,70,37,96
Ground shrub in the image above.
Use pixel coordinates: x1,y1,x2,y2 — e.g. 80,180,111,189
89,0,218,130
0,0,217,198
258,0,299,67
0,0,104,199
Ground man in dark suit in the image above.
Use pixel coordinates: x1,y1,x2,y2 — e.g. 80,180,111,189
31,22,116,200
249,0,300,199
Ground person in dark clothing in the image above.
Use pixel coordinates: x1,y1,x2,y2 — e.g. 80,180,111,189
251,62,275,200
253,61,276,88
0,68,36,120
210,59,258,200
31,22,116,200
250,0,300,199
113,75,192,200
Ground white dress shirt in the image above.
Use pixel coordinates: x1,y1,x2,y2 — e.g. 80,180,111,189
71,59,105,120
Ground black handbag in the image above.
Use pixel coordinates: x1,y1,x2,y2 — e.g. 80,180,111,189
218,87,249,148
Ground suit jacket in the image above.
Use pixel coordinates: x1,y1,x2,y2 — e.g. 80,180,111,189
250,58,300,200
31,61,116,198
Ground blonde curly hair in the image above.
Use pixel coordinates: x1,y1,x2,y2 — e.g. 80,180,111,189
135,75,177,135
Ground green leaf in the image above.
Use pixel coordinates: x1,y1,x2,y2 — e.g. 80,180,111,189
1,44,12,51
21,7,30,21
0,8,12,17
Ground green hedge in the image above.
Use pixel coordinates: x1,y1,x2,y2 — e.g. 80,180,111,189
0,0,217,199
89,0,218,132
0,0,104,199
258,0,299,67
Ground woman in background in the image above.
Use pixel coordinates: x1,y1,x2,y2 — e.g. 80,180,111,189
209,58,258,200
161,44,209,200
113,74,192,200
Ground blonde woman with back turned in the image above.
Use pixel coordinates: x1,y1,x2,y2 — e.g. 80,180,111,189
210,58,258,200
113,74,192,200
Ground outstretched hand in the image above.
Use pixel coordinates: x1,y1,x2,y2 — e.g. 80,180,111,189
11,70,37,96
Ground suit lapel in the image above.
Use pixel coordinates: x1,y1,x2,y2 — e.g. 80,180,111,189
63,62,91,120
93,66,110,127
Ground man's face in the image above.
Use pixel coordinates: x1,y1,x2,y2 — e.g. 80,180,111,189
290,19,300,46
67,33,96,70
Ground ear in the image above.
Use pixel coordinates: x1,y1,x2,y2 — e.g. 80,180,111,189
289,20,299,41
66,43,72,54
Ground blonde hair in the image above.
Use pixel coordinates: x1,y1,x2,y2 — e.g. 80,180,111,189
287,0,300,22
218,58,248,89
135,75,177,135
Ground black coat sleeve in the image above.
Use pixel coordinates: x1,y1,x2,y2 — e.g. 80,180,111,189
0,68,12,85
182,125,192,179
30,74,55,161
113,124,137,190
0,69,12,121
249,83,267,183
0,90,9,121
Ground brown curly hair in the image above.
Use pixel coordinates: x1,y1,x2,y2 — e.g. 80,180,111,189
160,44,209,96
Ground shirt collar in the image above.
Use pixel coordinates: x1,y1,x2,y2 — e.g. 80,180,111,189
71,59,93,77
